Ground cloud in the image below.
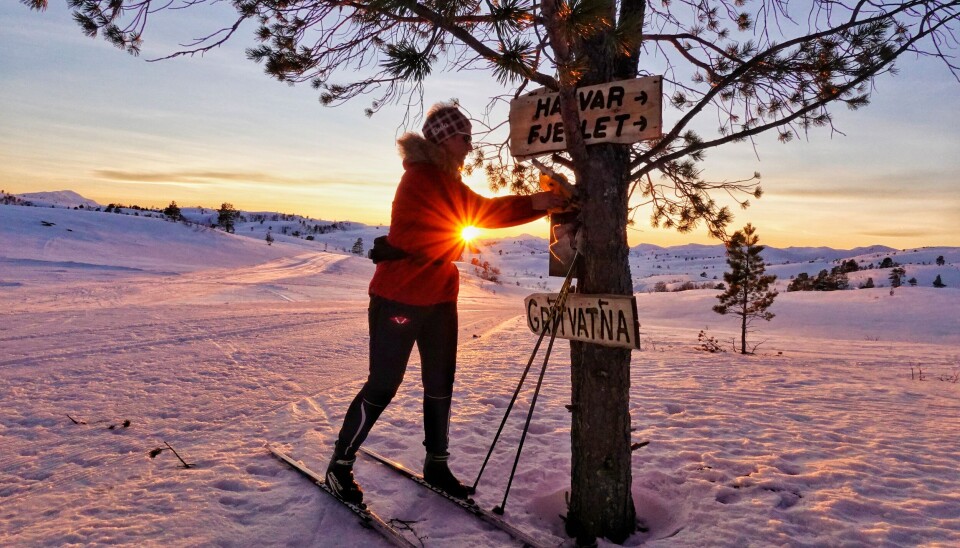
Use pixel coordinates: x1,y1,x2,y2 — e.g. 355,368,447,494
93,169,280,184
772,182,956,203
858,228,938,239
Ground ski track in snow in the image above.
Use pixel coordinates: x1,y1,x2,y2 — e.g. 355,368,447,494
1,204,959,546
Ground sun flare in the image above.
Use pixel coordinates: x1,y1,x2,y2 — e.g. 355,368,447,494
460,225,481,243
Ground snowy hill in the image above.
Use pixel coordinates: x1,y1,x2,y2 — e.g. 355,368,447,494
0,204,313,273
1,196,959,546
15,190,101,209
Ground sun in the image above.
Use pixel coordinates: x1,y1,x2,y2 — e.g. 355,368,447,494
460,225,481,243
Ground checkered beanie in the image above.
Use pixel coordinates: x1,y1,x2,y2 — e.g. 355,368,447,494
422,107,471,145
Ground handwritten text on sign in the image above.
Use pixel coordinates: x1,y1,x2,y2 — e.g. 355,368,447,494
509,76,662,158
525,293,640,350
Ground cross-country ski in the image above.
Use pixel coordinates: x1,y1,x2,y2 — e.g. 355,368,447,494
360,447,549,548
268,446,416,548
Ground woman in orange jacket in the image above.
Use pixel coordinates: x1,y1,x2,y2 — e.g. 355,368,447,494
325,103,567,502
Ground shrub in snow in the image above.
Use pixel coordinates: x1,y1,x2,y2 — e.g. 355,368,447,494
470,258,501,284
696,330,726,353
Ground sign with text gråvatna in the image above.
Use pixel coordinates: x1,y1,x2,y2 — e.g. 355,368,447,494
509,76,662,158
525,293,640,350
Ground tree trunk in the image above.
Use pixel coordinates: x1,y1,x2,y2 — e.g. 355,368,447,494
741,285,748,354
544,0,642,541
566,142,636,544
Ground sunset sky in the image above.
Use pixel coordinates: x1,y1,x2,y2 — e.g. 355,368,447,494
2,3,958,249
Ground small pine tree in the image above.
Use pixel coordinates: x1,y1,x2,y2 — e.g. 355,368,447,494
265,232,274,246
163,201,182,220
936,255,945,266
889,266,906,288
351,237,364,256
217,203,238,233
933,274,946,288
713,224,778,354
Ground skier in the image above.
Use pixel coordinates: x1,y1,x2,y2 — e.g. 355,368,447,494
326,102,568,503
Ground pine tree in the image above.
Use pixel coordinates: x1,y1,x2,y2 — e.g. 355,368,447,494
217,203,237,233
265,231,274,246
933,274,947,288
936,255,946,266
713,224,778,354
351,237,364,256
889,266,906,288
162,200,182,220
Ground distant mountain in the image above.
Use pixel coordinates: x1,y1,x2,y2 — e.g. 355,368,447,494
17,190,101,209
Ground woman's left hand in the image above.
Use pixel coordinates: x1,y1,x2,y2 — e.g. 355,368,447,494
531,191,568,211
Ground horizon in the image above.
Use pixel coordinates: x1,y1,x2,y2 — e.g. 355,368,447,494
2,4,959,249
9,192,958,257
6,188,956,252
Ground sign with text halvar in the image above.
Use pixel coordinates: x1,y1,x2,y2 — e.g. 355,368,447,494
509,76,663,158
525,293,640,350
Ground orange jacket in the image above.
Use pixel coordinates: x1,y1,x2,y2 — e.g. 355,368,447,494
369,160,543,306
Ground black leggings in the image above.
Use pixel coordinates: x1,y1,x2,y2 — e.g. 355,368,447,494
334,296,458,457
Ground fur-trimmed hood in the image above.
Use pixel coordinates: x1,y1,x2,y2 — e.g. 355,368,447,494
396,132,462,177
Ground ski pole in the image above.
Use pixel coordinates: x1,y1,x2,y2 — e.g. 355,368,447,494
472,251,579,492
471,310,552,491
493,284,568,515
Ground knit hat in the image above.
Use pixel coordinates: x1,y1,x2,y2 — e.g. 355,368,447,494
422,105,471,145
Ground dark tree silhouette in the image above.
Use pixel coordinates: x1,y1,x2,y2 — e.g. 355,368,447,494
889,266,906,288
162,201,182,220
217,203,238,233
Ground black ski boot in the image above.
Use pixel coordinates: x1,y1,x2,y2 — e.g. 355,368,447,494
326,455,364,505
423,452,475,499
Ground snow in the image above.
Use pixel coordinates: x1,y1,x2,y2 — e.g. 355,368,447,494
1,198,958,546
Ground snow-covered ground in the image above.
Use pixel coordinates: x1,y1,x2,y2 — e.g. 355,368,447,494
1,197,958,547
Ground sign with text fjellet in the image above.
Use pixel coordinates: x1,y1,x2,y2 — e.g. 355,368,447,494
525,293,640,350
509,76,663,158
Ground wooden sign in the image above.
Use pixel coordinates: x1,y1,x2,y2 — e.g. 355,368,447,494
525,293,640,350
509,76,662,158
